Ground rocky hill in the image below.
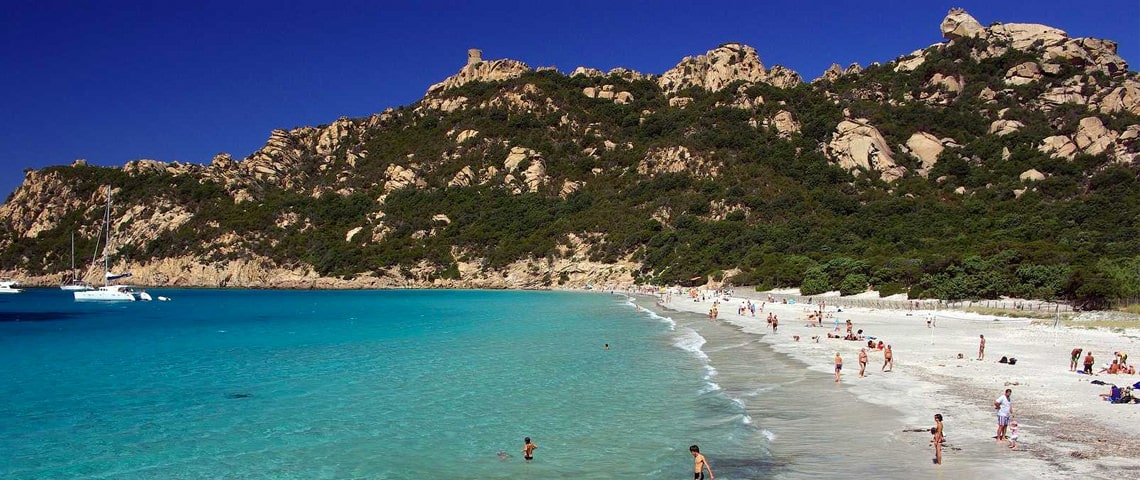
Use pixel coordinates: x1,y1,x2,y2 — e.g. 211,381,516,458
2,9,1138,306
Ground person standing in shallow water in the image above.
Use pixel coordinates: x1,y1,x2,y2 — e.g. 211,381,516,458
858,348,868,377
834,352,843,382
522,437,537,462
882,345,894,372
689,445,714,479
932,413,944,465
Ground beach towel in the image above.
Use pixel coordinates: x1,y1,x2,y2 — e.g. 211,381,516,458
1091,379,1109,385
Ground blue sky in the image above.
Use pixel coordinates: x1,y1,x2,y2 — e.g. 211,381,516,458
1,0,1136,199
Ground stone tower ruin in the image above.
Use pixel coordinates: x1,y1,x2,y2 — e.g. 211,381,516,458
467,48,483,66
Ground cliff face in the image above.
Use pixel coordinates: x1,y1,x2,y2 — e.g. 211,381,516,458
2,9,1138,294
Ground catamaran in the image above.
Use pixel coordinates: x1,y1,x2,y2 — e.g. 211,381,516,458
60,231,93,291
74,186,151,301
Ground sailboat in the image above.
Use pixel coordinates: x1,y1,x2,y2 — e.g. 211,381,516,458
74,186,150,301
60,231,93,291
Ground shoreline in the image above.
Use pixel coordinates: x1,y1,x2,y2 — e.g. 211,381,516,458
647,289,1140,478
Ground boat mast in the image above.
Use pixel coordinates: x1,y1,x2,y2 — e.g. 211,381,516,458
103,186,111,287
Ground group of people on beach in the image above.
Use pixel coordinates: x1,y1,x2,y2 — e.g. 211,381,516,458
834,344,893,381
737,300,762,317
1073,348,1140,404
1073,348,1136,375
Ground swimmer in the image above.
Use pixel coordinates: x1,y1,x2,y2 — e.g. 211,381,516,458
522,437,537,461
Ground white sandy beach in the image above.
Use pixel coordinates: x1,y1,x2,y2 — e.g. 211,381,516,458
656,289,1140,479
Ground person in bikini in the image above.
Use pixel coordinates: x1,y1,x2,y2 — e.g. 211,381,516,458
522,437,537,462
932,413,944,464
690,445,714,479
858,348,868,377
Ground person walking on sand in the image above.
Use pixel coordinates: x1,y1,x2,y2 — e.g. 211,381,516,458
978,335,986,361
882,345,894,372
690,445,714,479
994,389,1013,443
834,352,843,382
522,437,537,462
858,348,868,377
932,413,944,464
1070,348,1083,372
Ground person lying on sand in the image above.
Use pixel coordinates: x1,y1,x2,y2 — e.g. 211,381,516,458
1099,360,1121,375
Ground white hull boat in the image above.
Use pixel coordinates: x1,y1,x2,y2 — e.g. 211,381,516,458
74,186,150,302
0,279,22,294
75,285,141,301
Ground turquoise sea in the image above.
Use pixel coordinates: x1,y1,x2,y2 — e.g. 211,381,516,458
1,289,773,479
